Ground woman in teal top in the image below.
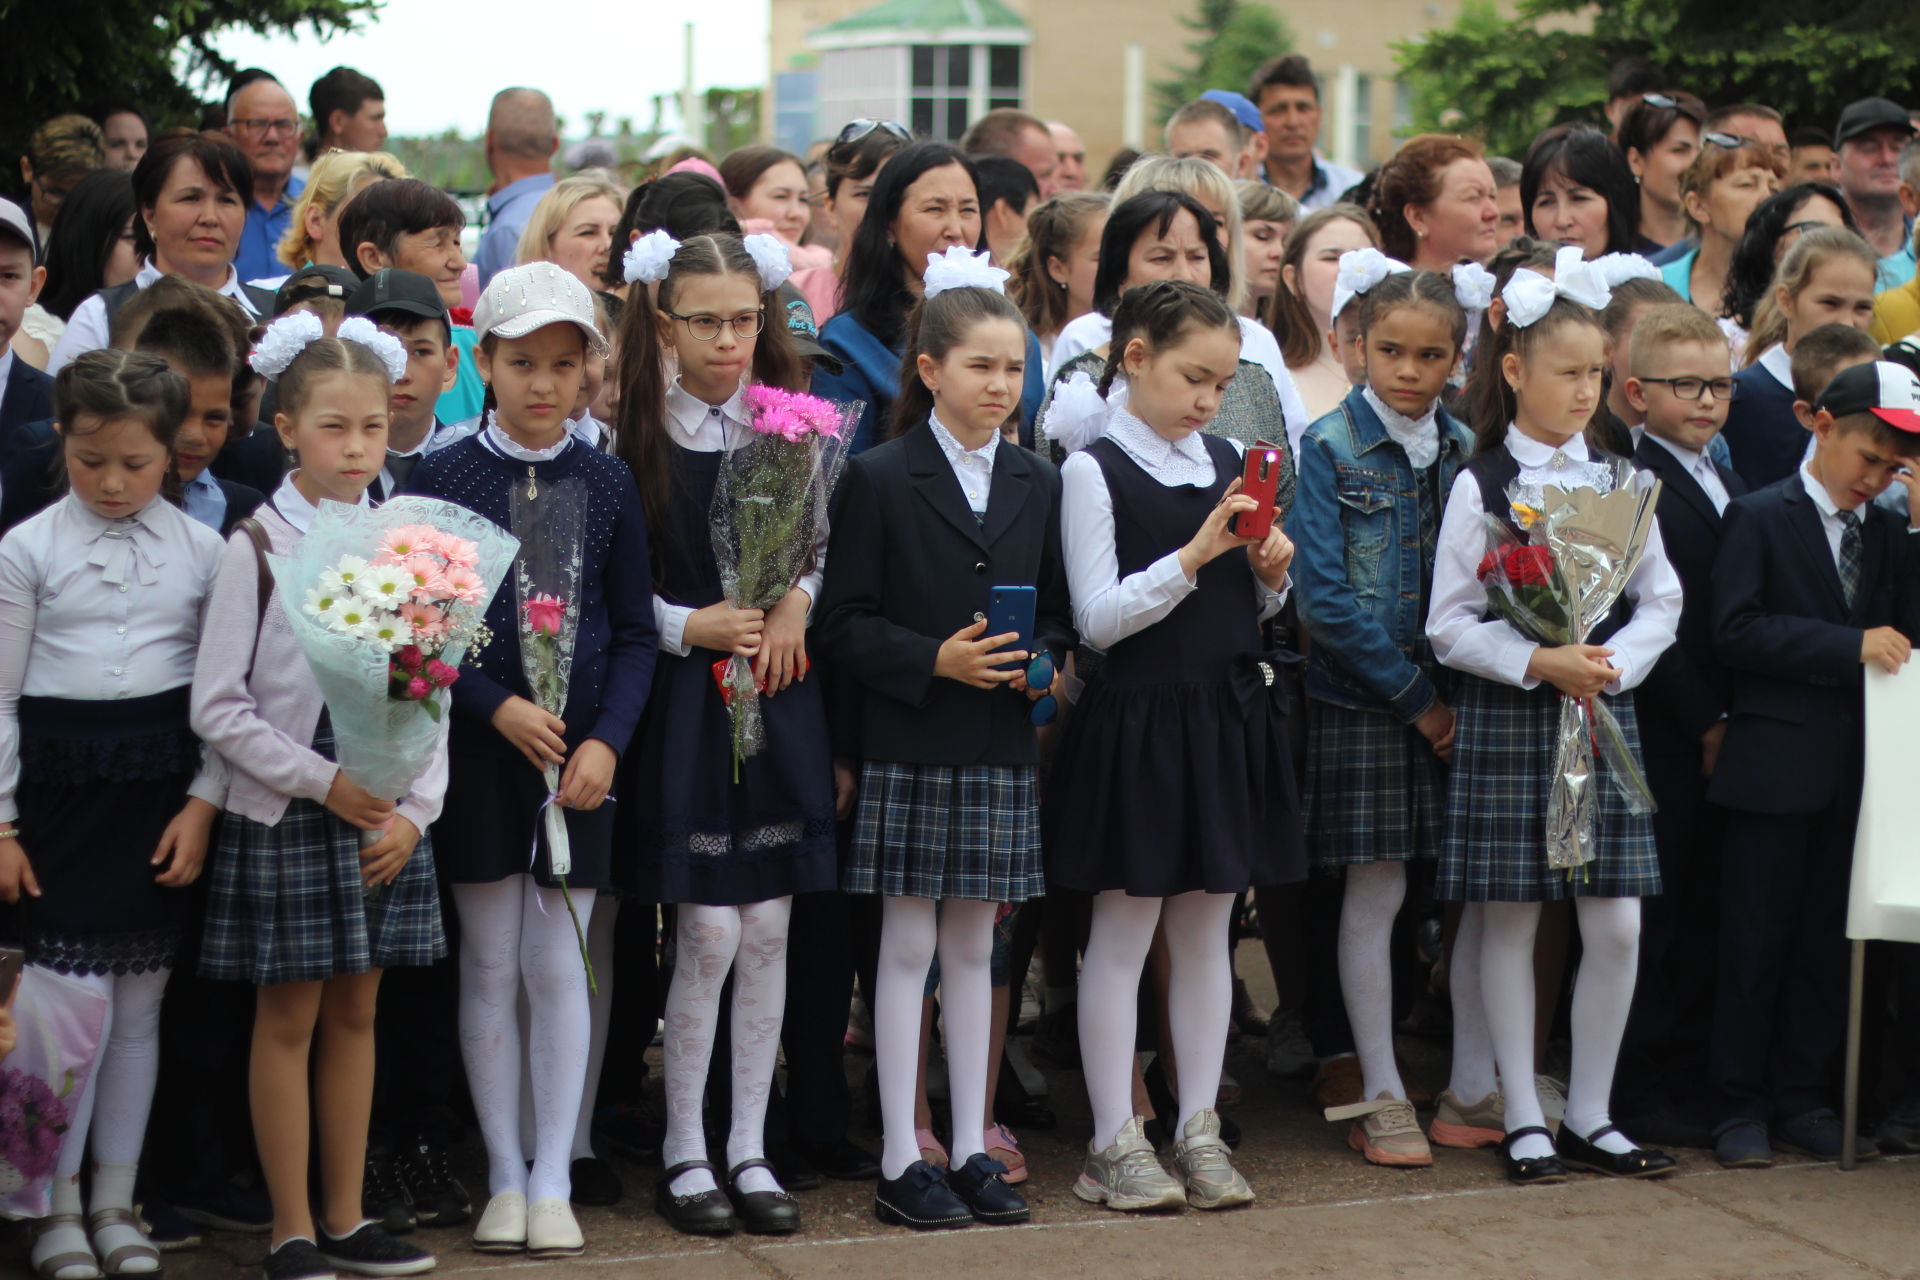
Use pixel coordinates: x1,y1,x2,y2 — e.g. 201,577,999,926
1662,135,1784,311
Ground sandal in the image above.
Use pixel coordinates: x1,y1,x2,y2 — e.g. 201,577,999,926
30,1214,103,1280
982,1124,1027,1184
914,1127,948,1169
87,1209,161,1277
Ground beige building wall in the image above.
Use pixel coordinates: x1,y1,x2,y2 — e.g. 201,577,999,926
770,0,1518,172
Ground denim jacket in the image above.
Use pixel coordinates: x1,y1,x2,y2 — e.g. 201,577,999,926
1287,386,1473,720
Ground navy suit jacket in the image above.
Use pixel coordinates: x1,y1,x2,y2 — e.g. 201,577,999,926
1709,474,1920,814
1718,365,1802,492
0,356,52,447
1634,435,1749,741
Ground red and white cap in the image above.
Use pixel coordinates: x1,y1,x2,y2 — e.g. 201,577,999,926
1816,360,1920,433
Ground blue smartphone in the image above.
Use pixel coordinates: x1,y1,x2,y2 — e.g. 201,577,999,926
986,585,1037,669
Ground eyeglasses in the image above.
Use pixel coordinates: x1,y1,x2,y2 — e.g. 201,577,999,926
1640,376,1738,402
1640,92,1679,110
1781,219,1830,238
836,118,911,146
230,117,299,137
1025,653,1058,727
662,309,765,341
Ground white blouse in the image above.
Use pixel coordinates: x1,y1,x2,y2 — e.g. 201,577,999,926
1061,407,1287,653
0,494,227,820
1426,426,1682,692
652,379,829,656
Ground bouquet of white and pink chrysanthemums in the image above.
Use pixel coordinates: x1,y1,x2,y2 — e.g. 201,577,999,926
270,497,520,852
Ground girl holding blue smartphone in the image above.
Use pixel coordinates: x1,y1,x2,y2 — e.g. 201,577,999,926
815,250,1071,1232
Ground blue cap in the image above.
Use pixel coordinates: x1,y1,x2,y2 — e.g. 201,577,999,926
1201,90,1263,134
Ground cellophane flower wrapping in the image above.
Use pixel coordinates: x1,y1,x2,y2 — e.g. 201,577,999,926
0,966,107,1217
268,496,519,842
708,386,858,779
1478,463,1663,872
508,476,596,992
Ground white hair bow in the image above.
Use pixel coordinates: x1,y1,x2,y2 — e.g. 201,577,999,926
1502,245,1613,329
922,245,1010,299
622,229,682,285
1452,262,1496,311
1592,252,1661,287
1041,371,1128,455
247,312,407,384
1331,248,1411,321
742,233,794,293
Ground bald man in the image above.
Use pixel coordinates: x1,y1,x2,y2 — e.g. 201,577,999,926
226,76,305,281
474,87,559,287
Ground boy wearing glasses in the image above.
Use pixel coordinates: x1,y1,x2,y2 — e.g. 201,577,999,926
1618,303,1745,1146
224,74,306,282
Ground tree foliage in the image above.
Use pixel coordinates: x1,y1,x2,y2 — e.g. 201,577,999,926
1396,0,1920,160
0,0,377,172
1155,0,1294,122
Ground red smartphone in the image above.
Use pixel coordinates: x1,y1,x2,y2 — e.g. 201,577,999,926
1231,442,1284,539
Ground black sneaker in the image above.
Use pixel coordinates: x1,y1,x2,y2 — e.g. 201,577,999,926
317,1223,435,1277
394,1139,471,1227
362,1149,416,1235
262,1238,337,1280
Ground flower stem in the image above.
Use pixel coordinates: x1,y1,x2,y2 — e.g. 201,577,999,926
557,876,597,996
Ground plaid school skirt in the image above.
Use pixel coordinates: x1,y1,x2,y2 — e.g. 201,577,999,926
846,762,1045,903
1435,673,1662,903
1305,699,1447,867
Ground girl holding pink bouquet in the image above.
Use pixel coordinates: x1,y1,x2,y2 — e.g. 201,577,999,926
408,262,656,1260
191,315,442,1280
611,229,839,1236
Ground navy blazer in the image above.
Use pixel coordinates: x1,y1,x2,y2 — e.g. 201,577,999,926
1718,364,1801,492
1708,474,1920,814
0,356,52,447
1633,435,1749,740
815,421,1073,766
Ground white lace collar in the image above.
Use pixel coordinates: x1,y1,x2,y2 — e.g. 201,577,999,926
1362,385,1440,468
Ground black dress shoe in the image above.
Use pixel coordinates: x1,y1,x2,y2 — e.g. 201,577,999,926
1498,1126,1567,1185
873,1160,973,1230
1560,1124,1678,1178
653,1160,737,1236
766,1142,821,1191
570,1156,623,1206
725,1158,801,1235
796,1137,882,1180
945,1152,1029,1225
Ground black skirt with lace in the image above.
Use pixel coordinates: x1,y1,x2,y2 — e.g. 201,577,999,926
4,688,202,975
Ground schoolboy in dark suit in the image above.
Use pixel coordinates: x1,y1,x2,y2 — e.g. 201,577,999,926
1708,359,1920,1168
1618,305,1749,1144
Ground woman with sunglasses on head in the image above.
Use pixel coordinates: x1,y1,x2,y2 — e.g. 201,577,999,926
790,120,909,324
1618,92,1706,252
1659,134,1786,314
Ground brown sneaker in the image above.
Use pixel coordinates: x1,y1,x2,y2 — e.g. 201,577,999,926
1328,1093,1433,1168
1429,1089,1505,1149
1312,1055,1364,1111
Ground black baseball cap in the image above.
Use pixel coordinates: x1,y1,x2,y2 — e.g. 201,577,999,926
1834,98,1915,149
1816,360,1920,434
272,264,360,317
346,268,450,323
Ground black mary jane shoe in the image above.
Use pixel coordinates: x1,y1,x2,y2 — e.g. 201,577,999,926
1498,1126,1567,1186
725,1158,802,1235
945,1152,1029,1226
1559,1124,1678,1179
653,1160,738,1236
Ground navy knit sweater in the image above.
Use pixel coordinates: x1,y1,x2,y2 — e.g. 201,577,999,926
408,434,658,761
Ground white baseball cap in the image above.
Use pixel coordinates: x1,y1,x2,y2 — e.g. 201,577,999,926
0,195,39,263
473,262,609,357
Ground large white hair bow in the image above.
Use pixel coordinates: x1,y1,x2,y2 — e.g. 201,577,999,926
1041,371,1128,455
1331,248,1411,321
742,233,794,292
623,229,682,285
1452,261,1496,311
1502,245,1613,329
1592,252,1661,287
248,312,407,384
922,245,1010,298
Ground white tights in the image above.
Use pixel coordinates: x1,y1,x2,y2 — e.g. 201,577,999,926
571,895,618,1162
1445,902,1498,1102
660,898,791,1197
1338,863,1410,1101
454,876,596,1205
1078,890,1236,1152
1482,897,1642,1159
32,967,170,1279
874,897,999,1180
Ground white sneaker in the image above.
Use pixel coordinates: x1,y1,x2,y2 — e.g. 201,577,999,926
1264,1010,1315,1080
1536,1075,1567,1128
470,1192,525,1254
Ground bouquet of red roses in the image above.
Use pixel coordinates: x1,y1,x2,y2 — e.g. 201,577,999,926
1479,468,1663,873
